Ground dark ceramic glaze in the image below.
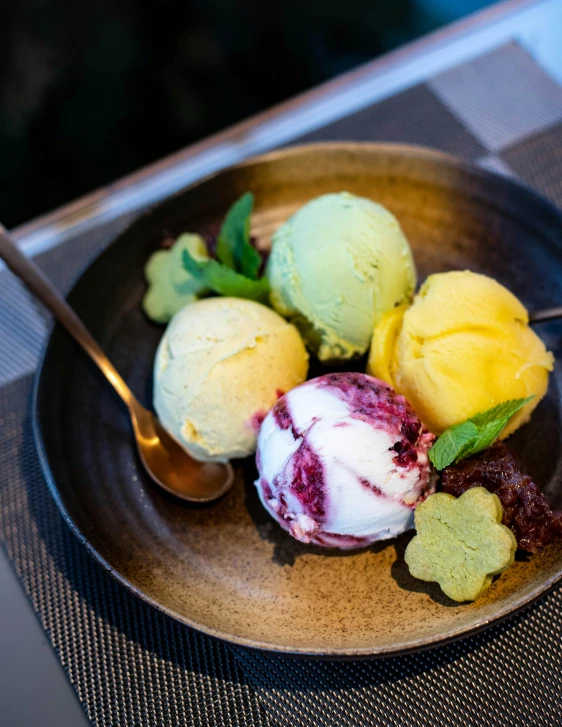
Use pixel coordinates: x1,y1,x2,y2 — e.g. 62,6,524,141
34,143,562,657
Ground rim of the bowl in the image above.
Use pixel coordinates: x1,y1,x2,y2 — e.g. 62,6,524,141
32,141,562,658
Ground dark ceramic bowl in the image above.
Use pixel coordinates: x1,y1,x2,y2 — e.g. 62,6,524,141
34,143,562,657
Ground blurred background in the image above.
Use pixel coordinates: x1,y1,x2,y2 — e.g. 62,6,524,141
0,0,495,228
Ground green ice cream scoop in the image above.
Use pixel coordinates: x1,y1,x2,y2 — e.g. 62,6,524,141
266,192,416,361
143,234,210,323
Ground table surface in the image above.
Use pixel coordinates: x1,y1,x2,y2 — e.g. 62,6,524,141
2,0,562,724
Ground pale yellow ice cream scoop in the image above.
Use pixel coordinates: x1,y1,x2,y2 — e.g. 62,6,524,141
368,270,554,437
154,297,309,462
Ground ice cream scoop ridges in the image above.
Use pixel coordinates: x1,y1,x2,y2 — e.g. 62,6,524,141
255,372,435,548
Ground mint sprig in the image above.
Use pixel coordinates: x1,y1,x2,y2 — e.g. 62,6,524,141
183,192,269,300
429,397,534,471
182,252,269,302
216,192,262,279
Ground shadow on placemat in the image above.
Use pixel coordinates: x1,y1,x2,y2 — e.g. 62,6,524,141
230,605,556,727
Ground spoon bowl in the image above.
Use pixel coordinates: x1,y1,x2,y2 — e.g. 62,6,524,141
131,402,234,501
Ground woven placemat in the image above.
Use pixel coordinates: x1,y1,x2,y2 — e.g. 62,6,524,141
1,42,562,726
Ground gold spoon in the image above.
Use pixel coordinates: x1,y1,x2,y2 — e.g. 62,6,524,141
0,225,234,503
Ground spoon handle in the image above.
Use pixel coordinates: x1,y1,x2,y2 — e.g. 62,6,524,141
0,225,135,408
529,307,562,324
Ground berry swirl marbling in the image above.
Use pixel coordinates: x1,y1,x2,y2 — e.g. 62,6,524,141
255,372,435,548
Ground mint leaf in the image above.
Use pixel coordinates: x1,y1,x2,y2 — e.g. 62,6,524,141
182,249,270,302
460,397,534,460
240,227,262,279
470,398,534,428
215,196,243,269
429,421,479,470
429,397,534,471
181,191,269,303
216,193,261,279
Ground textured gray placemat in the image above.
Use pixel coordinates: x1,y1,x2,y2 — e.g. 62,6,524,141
1,41,562,726
235,594,562,726
0,255,270,727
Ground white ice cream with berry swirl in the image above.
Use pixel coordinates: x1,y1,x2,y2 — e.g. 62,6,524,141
255,372,435,549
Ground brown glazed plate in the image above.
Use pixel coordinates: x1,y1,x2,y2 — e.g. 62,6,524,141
34,143,562,658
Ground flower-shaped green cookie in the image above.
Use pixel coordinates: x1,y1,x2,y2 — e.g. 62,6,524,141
405,487,517,602
143,234,210,323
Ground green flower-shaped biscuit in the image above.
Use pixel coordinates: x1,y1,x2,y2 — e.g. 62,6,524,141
143,234,210,323
405,487,517,602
